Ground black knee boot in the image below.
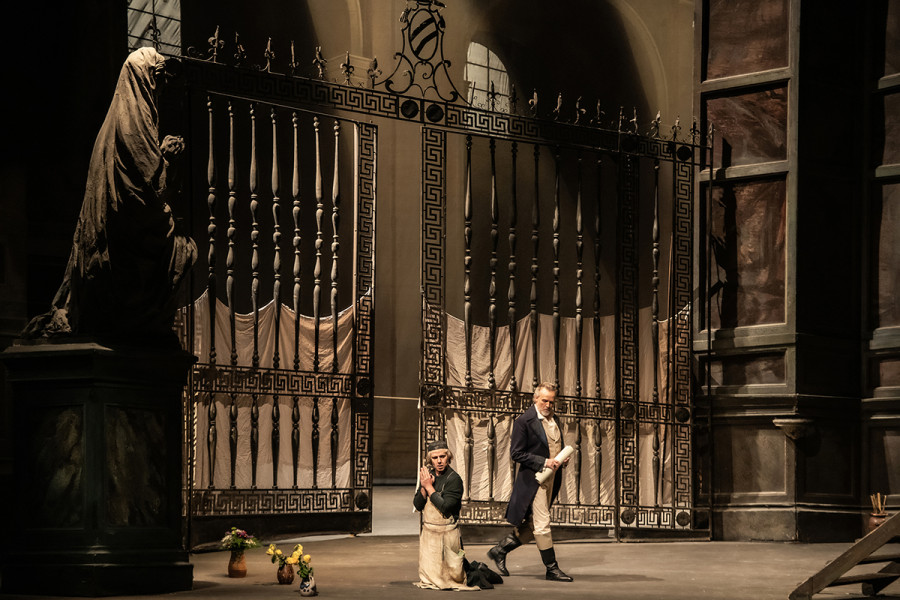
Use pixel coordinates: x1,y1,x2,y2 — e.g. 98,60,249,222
539,547,573,582
487,533,521,576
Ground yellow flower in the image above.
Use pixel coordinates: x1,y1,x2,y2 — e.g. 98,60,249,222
295,544,303,555
275,549,283,556
286,556,299,565
266,544,276,556
303,554,311,563
291,550,301,560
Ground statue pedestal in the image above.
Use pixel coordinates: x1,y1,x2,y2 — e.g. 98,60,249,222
1,341,194,596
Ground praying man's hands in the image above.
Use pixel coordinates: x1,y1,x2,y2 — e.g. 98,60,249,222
419,466,435,498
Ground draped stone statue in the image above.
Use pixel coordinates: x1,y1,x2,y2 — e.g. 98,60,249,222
23,47,197,345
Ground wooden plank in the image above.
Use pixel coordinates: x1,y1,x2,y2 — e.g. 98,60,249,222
789,513,900,600
830,572,898,586
858,551,900,564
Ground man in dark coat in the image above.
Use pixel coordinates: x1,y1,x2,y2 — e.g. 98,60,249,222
487,382,573,581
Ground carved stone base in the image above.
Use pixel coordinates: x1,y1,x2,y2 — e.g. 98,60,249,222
0,341,194,596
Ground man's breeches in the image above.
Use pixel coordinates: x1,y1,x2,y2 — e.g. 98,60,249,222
515,480,554,550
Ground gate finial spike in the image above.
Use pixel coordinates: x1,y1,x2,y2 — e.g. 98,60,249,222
289,40,299,75
671,116,682,142
341,50,354,85
263,37,275,73
574,96,587,125
592,100,604,127
528,89,539,117
207,25,224,62
313,46,327,79
367,57,381,88
650,111,661,139
234,32,247,67
551,93,563,121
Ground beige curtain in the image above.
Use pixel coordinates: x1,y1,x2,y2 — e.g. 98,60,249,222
189,290,357,490
443,307,675,506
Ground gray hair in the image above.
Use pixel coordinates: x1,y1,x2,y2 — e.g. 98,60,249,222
533,382,558,401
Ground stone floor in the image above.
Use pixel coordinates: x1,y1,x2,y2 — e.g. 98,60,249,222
1,487,898,600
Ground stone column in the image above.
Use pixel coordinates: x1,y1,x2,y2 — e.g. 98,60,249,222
1,341,194,596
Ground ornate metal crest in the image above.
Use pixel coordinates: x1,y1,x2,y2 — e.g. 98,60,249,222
377,0,463,103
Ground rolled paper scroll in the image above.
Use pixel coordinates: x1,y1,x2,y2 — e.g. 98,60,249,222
535,445,574,484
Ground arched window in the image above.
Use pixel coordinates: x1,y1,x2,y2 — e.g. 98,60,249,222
127,0,181,54
464,42,509,112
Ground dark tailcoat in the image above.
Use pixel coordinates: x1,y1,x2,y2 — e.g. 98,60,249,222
505,404,566,527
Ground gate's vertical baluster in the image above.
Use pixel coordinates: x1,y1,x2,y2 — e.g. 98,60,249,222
330,121,341,489
595,422,603,505
594,157,603,401
574,418,582,505
488,138,498,390
249,103,260,489
463,413,473,501
487,413,495,501
552,147,561,389
463,135,473,388
206,96,218,489
530,144,540,390
291,111,302,489
271,107,282,489
575,153,584,398
651,159,661,507
508,141,519,394
226,101,238,489
312,116,323,488
594,156,603,504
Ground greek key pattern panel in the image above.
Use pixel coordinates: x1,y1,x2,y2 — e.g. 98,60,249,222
423,407,446,448
192,364,353,397
636,401,674,424
355,122,376,377
671,155,694,512
672,158,694,407
618,155,640,509
440,386,613,420
183,59,698,158
183,60,398,119
460,502,617,528
191,489,353,515
634,507,674,528
353,412,371,489
422,128,446,385
674,423,692,507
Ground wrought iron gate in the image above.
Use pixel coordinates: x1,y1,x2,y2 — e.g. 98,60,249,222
419,114,709,538
177,59,377,546
171,0,710,545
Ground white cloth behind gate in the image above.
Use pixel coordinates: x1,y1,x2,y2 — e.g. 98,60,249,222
188,290,358,490
443,305,676,507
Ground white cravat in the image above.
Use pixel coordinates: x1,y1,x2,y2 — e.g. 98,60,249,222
538,412,560,441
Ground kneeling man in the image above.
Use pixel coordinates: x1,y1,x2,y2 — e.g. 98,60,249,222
413,440,479,591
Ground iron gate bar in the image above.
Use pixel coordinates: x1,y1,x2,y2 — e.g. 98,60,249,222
227,100,238,491
250,102,260,490
291,110,302,490
271,107,282,489
507,141,519,394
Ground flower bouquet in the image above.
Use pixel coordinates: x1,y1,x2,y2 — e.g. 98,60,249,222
267,543,303,584
221,526,261,551
220,527,260,578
